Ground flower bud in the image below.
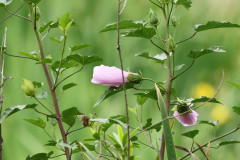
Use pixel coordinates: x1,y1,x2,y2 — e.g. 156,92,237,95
149,8,159,27
21,79,36,97
127,73,142,84
167,35,176,52
171,15,178,27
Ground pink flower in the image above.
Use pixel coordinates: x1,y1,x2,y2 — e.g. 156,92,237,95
91,65,129,86
174,110,199,126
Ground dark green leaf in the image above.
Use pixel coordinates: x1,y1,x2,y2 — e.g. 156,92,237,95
199,120,219,126
218,140,240,147
24,117,46,129
29,0,41,4
68,54,102,65
228,81,240,90
37,92,48,99
101,115,126,132
51,59,79,72
181,130,199,139
49,36,64,43
143,118,152,130
45,140,57,146
100,20,147,32
39,21,53,33
191,96,221,104
0,104,37,124
19,50,41,60
122,27,156,39
36,58,52,64
62,107,82,127
137,95,148,105
33,81,43,88
62,83,77,91
26,153,48,160
0,0,12,7
175,0,192,9
233,106,240,115
143,118,161,132
187,46,225,59
69,44,92,52
93,82,134,108
194,21,240,32
135,52,167,63
135,89,165,101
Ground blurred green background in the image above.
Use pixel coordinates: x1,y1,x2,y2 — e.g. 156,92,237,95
0,0,240,159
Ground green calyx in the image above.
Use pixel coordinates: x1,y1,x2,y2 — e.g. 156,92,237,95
127,73,142,84
149,8,159,27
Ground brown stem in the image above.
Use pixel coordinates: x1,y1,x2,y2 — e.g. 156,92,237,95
28,4,71,160
117,0,130,159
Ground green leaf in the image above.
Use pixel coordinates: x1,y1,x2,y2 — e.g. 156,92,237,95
78,142,96,160
51,59,79,72
143,118,152,130
29,0,41,4
137,95,148,105
175,0,192,9
135,89,165,101
101,115,126,132
0,104,37,124
37,92,48,99
142,118,161,132
194,21,240,32
0,0,12,7
100,20,147,32
62,107,82,127
19,50,41,60
49,36,64,43
218,140,240,147
93,82,134,108
33,81,43,88
227,81,240,90
175,64,185,71
26,153,48,160
39,21,53,33
122,27,156,39
36,58,52,64
69,44,92,52
45,140,57,146
62,83,77,91
24,117,46,129
57,142,77,150
187,46,225,59
68,54,102,65
57,12,72,31
117,125,124,142
191,96,221,104
233,106,240,115
135,52,167,63
199,120,219,127
181,130,199,139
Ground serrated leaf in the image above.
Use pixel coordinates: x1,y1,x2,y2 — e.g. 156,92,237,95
93,82,134,108
218,140,240,147
39,21,53,33
135,52,166,63
26,153,48,160
227,81,240,90
199,120,219,127
0,104,37,124
69,44,92,52
181,130,199,139
100,20,147,32
0,0,12,7
45,140,57,146
194,21,240,32
233,106,240,115
175,0,192,9
24,117,46,129
49,36,64,43
62,83,77,91
62,107,82,127
187,46,225,59
37,92,48,99
191,96,221,104
175,64,185,71
19,50,41,60
122,27,156,39
68,54,102,65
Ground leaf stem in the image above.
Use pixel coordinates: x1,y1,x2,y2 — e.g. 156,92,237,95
172,60,195,80
149,39,167,53
4,51,39,61
176,32,197,45
0,3,26,23
34,97,54,114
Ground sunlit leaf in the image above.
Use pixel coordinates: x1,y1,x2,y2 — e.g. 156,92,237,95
100,20,147,32
135,52,166,63
175,64,185,71
0,104,37,124
0,0,12,7
33,81,43,88
28,0,41,4
135,88,165,101
122,27,156,39
19,50,41,60
137,95,148,105
36,58,52,64
69,44,92,52
187,46,225,59
24,117,46,129
39,21,53,33
199,120,219,126
175,0,192,9
181,130,199,139
51,59,79,72
57,143,77,150
101,115,126,132
194,21,240,32
49,36,64,43
57,12,72,31
227,81,240,90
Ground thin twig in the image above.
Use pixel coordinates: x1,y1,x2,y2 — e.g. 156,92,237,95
149,0,162,9
66,126,86,136
4,51,38,61
34,97,54,114
172,60,195,80
41,28,51,41
149,39,167,53
34,108,50,116
4,7,31,21
176,32,197,45
0,3,26,23
50,154,65,159
96,140,102,160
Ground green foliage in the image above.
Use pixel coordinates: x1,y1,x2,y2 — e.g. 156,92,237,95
136,96,148,105
57,12,73,32
143,118,162,132
174,64,185,71
175,0,192,9
49,36,64,43
0,0,12,7
232,106,240,115
45,140,57,146
135,52,167,63
135,88,165,101
100,115,127,132
19,51,41,60
26,152,53,160
69,44,92,52
100,20,147,32
24,117,46,129
194,21,240,32
218,140,240,147
61,107,82,126
187,46,225,59
228,81,240,90
199,120,219,126
68,54,102,65
37,92,48,99
181,130,199,139
191,96,221,104
39,21,53,33
62,83,77,91
51,59,79,72
93,82,135,108
33,81,43,88
28,0,42,4
0,104,37,124
121,27,156,39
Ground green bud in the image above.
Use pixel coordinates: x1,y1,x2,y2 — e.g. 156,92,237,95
177,104,190,113
167,35,176,52
149,8,159,27
21,79,36,97
171,15,178,27
33,6,41,21
127,73,142,84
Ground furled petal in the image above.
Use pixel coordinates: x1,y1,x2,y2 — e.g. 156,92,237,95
174,110,199,126
91,65,129,86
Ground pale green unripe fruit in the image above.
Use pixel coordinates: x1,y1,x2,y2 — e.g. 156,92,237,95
149,8,159,27
21,79,36,97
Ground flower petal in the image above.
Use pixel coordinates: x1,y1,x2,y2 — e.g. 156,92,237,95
174,110,199,126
